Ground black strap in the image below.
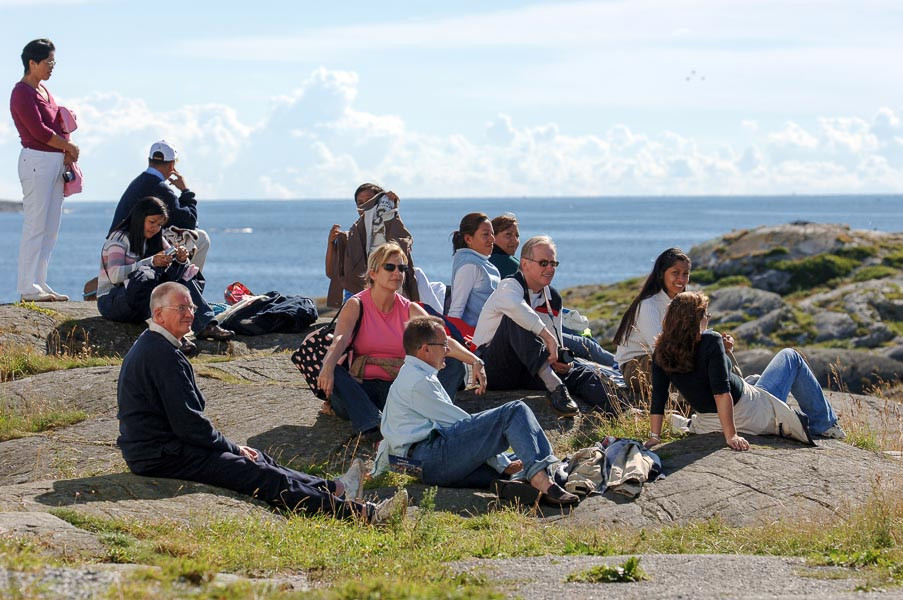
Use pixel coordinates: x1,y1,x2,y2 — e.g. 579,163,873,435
330,296,364,347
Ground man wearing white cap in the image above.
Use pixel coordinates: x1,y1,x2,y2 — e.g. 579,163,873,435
109,140,211,270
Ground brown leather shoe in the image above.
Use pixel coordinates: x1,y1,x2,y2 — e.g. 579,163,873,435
180,338,199,358
197,322,235,341
541,483,580,506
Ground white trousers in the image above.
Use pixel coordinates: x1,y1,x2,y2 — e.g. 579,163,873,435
191,229,210,272
17,148,65,296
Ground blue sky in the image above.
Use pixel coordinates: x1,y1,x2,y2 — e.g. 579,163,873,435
1,0,902,200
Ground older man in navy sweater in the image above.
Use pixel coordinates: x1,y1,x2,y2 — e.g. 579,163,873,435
109,141,211,270
116,281,407,522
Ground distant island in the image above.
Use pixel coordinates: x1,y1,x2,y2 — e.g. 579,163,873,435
0,199,22,213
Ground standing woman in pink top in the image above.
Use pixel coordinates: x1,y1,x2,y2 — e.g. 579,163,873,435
10,39,79,302
318,242,487,440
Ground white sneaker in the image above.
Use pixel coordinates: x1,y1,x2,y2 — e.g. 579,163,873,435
20,292,54,302
336,458,365,501
370,489,408,525
819,425,847,440
43,287,69,302
669,413,691,432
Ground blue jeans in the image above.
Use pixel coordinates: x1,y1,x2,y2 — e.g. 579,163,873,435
562,330,615,367
755,349,838,434
331,361,464,434
410,400,558,487
330,365,390,434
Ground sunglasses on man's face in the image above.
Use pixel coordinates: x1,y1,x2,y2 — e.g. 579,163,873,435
524,257,560,268
382,263,409,273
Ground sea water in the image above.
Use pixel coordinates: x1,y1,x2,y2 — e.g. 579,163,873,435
0,195,901,304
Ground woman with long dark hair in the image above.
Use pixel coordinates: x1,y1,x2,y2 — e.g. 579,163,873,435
11,39,79,302
613,248,691,397
97,196,233,342
646,291,845,451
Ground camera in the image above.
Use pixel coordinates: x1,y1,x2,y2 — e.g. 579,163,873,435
62,170,75,183
557,347,575,364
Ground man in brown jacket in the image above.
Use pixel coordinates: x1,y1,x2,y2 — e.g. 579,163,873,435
325,184,419,307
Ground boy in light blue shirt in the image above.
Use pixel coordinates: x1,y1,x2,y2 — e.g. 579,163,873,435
373,316,578,506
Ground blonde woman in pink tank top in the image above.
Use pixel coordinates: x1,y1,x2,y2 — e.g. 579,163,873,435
318,242,487,439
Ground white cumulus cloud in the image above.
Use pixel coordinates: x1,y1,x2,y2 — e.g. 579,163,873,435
2,68,902,200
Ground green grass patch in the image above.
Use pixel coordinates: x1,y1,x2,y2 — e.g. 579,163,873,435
705,275,752,291
13,300,61,318
32,484,902,596
691,269,717,284
771,309,816,346
853,265,898,282
836,245,879,260
565,556,647,583
764,246,790,258
0,344,120,383
883,250,903,269
0,396,88,441
769,253,859,293
562,277,644,327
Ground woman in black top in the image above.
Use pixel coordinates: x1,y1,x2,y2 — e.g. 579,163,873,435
646,291,845,451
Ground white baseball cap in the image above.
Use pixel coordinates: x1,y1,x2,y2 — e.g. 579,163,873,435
148,140,178,162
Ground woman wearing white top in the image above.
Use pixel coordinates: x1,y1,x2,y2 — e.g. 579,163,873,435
613,248,691,400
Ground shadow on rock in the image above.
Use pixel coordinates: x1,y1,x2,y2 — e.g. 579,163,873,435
246,416,374,467
656,432,818,475
33,471,257,508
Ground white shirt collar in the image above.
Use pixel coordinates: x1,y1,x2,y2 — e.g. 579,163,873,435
148,321,182,348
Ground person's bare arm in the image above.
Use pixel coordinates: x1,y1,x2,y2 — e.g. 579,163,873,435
715,392,749,451
316,299,361,398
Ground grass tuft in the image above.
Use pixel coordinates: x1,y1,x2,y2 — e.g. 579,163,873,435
0,396,88,442
565,556,647,583
0,343,120,383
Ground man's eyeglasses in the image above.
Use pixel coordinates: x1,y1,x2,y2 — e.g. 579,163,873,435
44,60,56,67
424,342,449,351
383,263,409,273
161,304,197,315
523,257,560,268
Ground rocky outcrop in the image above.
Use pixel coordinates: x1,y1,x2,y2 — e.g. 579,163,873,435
689,222,903,291
735,348,903,394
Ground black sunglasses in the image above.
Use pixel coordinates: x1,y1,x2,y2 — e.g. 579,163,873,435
524,257,560,268
382,263,409,273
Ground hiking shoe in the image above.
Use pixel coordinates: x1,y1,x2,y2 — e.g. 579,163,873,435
541,483,580,506
819,425,847,440
669,413,691,432
337,458,365,501
198,322,235,341
548,384,578,417
180,338,199,358
492,479,540,505
370,489,408,525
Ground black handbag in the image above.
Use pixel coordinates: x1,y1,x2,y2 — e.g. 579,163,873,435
291,298,362,399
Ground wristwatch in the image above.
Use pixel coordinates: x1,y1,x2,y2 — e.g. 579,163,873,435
471,358,485,368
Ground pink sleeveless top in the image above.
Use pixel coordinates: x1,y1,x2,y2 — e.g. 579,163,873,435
352,289,410,381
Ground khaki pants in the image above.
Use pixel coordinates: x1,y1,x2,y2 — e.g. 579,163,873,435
689,381,813,445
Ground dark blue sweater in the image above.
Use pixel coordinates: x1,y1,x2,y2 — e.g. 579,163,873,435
117,330,240,467
109,171,198,234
